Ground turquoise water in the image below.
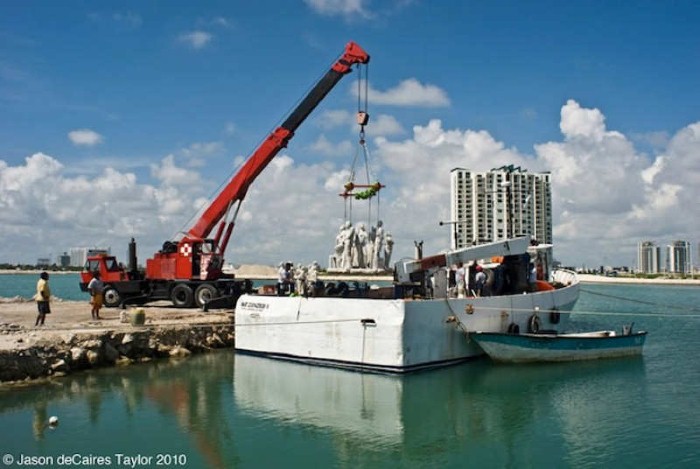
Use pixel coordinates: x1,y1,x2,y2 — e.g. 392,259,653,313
1,283,699,468
0,273,85,301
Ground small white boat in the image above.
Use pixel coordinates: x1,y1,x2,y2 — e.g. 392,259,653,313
472,327,647,363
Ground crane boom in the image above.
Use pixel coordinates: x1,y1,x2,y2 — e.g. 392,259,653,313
187,41,370,240
82,42,370,309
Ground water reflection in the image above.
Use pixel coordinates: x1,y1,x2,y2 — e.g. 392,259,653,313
0,353,236,467
0,351,648,467
232,354,647,466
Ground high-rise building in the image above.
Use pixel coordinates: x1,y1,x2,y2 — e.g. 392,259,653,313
449,165,552,249
666,240,692,274
637,241,661,274
69,247,111,268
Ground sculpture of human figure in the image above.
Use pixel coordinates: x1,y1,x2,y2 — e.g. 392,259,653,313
306,261,320,295
371,220,385,271
341,221,355,272
332,224,345,268
354,223,369,268
384,233,394,269
294,264,307,296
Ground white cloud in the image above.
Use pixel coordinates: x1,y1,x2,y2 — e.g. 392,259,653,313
181,141,225,167
316,110,354,130
179,31,212,49
2,101,698,268
68,129,103,146
112,11,142,28
367,79,450,107
364,114,404,137
309,135,353,157
151,154,202,187
197,16,232,28
560,99,605,140
303,0,371,19
0,152,211,263
223,122,237,136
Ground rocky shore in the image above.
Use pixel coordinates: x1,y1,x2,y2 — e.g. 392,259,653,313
0,300,235,383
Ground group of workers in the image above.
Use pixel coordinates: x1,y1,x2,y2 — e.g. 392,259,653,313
277,261,322,297
451,257,540,299
32,270,106,326
454,262,488,298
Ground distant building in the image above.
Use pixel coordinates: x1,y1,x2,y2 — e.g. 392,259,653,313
450,165,552,249
57,252,71,268
637,241,661,274
69,247,111,268
666,240,692,274
36,258,51,268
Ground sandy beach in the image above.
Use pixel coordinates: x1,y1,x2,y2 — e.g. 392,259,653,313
577,274,700,286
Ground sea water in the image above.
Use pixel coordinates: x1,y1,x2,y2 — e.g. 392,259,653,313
0,273,85,301
1,282,699,468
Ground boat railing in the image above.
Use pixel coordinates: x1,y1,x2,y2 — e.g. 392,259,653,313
552,269,578,286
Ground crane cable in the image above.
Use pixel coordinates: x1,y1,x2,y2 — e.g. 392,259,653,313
344,63,380,225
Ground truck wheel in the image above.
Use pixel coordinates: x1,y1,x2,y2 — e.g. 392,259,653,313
103,287,121,308
194,284,218,308
171,283,194,308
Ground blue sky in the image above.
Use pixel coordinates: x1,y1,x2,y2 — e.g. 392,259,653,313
1,0,699,268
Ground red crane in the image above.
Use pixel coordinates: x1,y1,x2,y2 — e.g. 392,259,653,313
80,42,370,309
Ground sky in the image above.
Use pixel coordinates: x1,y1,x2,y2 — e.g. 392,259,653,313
1,0,699,269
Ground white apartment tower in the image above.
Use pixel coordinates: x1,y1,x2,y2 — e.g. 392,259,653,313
637,241,661,274
69,247,111,268
666,240,692,274
449,165,552,249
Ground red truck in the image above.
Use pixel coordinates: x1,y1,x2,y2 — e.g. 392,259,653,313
79,42,370,309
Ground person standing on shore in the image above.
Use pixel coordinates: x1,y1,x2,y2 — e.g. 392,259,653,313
34,271,51,326
87,271,104,319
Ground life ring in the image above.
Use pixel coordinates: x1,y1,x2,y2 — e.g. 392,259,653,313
528,314,541,333
507,322,520,334
549,308,561,324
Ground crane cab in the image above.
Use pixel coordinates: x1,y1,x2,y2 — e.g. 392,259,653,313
79,254,128,290
146,237,223,281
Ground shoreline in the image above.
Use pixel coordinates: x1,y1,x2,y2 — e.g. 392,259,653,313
577,274,700,286
0,300,235,383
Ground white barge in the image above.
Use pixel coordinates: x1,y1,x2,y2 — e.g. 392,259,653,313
235,237,580,373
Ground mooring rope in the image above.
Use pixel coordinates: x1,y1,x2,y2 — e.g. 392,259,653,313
581,287,700,313
433,301,700,319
